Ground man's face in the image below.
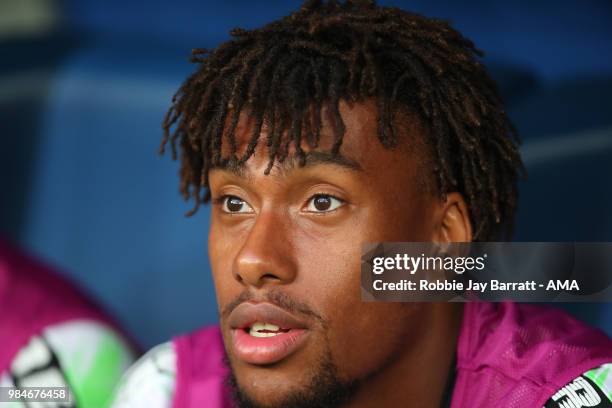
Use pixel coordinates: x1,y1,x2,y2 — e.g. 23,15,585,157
208,101,443,407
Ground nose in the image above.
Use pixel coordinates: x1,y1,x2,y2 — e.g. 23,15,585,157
233,209,297,288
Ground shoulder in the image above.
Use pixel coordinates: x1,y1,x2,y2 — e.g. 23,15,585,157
112,326,227,408
458,303,612,405
462,302,612,363
111,342,177,408
5,319,135,408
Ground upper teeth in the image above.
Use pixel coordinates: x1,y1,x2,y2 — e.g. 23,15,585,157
249,322,282,337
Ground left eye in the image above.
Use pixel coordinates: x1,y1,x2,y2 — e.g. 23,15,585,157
304,194,344,213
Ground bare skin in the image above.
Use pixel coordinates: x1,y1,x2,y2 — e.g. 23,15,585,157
208,99,471,407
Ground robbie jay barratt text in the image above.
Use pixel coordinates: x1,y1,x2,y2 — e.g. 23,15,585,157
371,279,581,292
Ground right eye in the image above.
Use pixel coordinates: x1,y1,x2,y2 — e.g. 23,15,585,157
220,196,254,214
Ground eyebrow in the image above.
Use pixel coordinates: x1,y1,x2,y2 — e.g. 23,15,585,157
210,151,363,178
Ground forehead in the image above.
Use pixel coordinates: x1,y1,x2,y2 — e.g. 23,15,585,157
216,99,429,182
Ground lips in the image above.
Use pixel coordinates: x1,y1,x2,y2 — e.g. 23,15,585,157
228,302,311,365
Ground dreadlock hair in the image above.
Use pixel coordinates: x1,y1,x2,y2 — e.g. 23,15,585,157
161,0,525,241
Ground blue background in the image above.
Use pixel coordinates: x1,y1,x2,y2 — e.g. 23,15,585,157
1,0,611,349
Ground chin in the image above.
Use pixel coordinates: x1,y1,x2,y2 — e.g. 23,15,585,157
229,365,314,407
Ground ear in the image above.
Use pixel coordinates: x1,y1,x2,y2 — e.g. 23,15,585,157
434,192,473,243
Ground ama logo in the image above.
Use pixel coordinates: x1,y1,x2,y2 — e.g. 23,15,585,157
546,280,580,291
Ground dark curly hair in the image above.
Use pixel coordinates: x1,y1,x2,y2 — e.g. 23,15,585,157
161,0,525,241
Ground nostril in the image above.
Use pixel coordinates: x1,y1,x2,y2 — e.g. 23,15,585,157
261,273,280,281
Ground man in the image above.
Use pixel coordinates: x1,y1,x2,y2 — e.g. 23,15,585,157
0,239,137,407
113,1,612,407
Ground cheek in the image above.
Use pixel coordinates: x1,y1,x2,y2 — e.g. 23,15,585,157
295,224,423,378
294,209,429,379
328,302,424,379
208,223,241,301
365,195,436,242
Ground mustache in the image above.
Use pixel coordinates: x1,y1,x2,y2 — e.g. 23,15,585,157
220,289,326,326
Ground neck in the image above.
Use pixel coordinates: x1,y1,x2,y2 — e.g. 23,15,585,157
346,303,463,408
